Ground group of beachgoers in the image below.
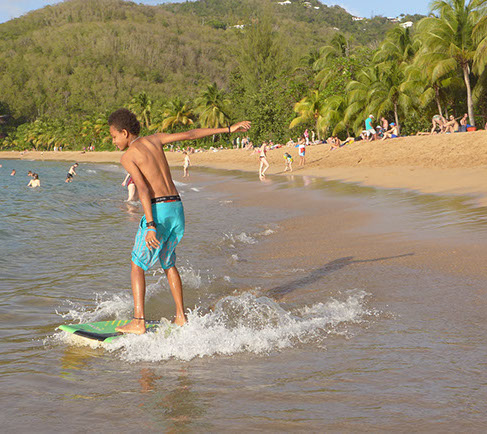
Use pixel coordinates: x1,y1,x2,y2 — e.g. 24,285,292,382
256,134,308,180
417,113,483,135
3,163,79,188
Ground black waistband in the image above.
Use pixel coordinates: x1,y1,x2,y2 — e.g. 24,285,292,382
151,195,181,204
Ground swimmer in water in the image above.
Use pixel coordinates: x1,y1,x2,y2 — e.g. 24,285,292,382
122,173,138,202
27,173,40,188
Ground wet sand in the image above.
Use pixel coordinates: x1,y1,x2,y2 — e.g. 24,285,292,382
200,171,487,430
3,158,487,430
2,130,487,204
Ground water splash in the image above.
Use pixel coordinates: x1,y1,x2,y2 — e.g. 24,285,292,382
57,266,205,324
58,290,375,362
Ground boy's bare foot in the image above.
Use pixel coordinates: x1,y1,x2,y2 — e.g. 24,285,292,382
173,314,187,327
115,318,146,335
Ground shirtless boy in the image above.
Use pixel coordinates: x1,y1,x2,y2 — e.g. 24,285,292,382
65,163,78,182
108,108,250,334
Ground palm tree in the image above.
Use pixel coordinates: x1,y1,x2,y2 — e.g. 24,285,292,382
403,62,462,117
316,94,349,137
194,83,231,129
314,34,355,90
373,26,417,67
345,66,379,134
416,0,487,126
128,91,152,129
158,98,194,132
289,89,325,137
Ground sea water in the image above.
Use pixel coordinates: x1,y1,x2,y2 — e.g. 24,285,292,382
1,159,487,431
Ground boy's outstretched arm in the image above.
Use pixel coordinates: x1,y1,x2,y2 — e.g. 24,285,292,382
155,121,251,145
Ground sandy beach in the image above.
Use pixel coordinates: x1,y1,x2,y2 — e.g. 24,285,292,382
2,130,487,205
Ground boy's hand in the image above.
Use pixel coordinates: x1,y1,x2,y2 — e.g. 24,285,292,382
230,121,251,133
145,231,160,251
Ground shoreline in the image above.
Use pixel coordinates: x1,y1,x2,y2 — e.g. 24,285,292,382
2,130,487,205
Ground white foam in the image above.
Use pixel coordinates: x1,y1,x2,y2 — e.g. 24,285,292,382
58,266,204,324
222,232,256,245
191,187,200,192
103,290,375,362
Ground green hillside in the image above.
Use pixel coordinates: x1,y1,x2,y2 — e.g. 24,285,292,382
0,0,403,121
0,0,437,149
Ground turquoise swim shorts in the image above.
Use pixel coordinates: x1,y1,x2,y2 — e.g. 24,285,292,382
131,200,185,270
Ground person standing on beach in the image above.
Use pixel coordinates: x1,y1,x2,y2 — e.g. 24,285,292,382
258,142,269,180
297,139,306,166
182,151,190,177
65,163,78,182
365,115,377,141
108,108,251,334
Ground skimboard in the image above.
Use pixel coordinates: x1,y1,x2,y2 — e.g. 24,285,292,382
59,318,174,343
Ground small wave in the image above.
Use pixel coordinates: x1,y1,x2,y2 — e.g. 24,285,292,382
102,290,375,362
191,187,200,192
174,181,185,187
222,232,256,246
85,169,97,174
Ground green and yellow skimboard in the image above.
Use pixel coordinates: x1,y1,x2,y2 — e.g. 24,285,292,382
59,319,173,343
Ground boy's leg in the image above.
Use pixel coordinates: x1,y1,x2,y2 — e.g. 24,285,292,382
116,261,147,334
164,266,187,325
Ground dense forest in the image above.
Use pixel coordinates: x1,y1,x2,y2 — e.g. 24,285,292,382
1,0,483,151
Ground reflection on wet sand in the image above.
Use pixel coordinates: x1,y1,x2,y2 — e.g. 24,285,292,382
139,368,207,431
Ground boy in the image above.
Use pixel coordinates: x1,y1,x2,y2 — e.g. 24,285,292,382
65,163,78,182
108,108,250,334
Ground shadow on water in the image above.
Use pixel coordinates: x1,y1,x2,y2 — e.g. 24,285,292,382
267,254,414,300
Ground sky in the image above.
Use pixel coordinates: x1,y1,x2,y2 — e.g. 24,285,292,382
0,0,430,25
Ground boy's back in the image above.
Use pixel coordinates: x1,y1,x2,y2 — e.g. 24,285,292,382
121,135,178,198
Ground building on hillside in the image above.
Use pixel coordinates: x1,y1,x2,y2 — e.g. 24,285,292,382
400,21,413,28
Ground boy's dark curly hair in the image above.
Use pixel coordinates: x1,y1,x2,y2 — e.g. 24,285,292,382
108,108,141,135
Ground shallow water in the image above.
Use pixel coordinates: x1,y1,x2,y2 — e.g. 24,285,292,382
1,159,487,431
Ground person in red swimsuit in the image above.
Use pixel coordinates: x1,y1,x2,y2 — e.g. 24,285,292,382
122,173,138,202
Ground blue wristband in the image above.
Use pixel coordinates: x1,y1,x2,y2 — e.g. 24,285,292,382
147,228,157,232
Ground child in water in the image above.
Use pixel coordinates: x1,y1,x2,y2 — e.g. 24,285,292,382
108,108,251,334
